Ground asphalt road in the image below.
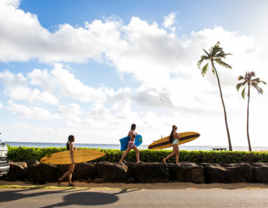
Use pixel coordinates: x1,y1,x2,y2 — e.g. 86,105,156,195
0,188,268,207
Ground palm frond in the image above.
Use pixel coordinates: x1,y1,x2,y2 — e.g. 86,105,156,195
215,59,232,69
241,87,246,99
203,49,210,56
236,81,247,91
238,76,245,81
251,78,260,83
252,83,264,94
201,62,209,77
221,52,233,59
258,88,264,94
197,55,209,68
212,67,216,75
215,41,220,47
250,71,255,77
260,80,267,85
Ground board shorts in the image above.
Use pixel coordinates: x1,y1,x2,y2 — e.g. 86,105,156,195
128,141,136,149
172,139,179,145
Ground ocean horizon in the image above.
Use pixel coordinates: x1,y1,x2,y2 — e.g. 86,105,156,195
5,141,268,151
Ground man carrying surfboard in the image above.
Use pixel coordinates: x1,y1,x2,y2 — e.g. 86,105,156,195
163,125,180,165
58,135,76,186
119,124,142,165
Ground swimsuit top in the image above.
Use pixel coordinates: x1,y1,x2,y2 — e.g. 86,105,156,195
68,143,76,150
172,132,178,141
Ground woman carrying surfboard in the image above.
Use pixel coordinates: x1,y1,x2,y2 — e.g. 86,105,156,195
119,124,142,165
163,125,180,165
58,135,76,186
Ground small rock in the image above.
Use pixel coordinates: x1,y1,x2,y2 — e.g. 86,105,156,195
56,162,97,181
204,163,253,183
86,178,92,183
28,163,58,183
252,165,268,182
169,162,205,184
22,160,40,167
97,161,128,183
2,162,27,181
127,178,135,183
125,162,170,183
93,178,104,183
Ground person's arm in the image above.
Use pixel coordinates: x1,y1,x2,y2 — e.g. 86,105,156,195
177,132,180,140
69,143,75,164
130,131,134,141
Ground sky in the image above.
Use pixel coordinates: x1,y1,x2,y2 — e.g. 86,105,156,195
0,0,267,146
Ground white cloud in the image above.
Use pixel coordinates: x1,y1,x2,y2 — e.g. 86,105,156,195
7,100,61,119
57,103,83,123
7,85,59,105
0,69,59,105
27,69,56,91
0,70,27,86
0,102,4,109
163,12,178,32
0,64,132,105
58,103,83,116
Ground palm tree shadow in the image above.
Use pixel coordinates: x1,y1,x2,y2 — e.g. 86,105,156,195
42,189,138,207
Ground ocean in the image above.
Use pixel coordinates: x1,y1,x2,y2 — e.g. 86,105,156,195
5,141,268,151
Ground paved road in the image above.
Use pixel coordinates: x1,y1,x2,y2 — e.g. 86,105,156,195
0,188,268,207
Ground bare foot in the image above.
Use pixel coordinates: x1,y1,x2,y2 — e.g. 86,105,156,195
136,161,143,164
119,161,125,166
58,178,61,186
163,159,167,165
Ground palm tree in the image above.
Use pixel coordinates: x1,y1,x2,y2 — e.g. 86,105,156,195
197,41,233,151
236,72,266,151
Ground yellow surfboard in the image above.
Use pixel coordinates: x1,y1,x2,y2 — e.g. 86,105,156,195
40,149,105,165
148,132,200,150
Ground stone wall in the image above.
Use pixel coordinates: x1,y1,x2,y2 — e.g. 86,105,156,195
1,161,268,184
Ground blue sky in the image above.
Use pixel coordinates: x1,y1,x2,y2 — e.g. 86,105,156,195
0,0,267,146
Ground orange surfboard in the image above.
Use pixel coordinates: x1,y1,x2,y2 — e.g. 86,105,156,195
40,149,105,165
148,132,200,150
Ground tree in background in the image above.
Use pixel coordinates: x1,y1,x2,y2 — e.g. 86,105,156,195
197,41,233,151
236,71,266,151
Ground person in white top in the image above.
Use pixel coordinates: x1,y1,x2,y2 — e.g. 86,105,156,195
163,125,180,165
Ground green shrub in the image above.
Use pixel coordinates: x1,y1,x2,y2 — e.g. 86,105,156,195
6,145,268,163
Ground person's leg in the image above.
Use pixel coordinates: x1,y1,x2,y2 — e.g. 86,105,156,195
58,164,73,186
175,145,179,165
68,164,75,185
119,147,131,164
163,144,176,164
132,145,141,163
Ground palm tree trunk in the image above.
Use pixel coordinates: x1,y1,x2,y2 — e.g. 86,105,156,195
212,62,233,151
247,85,252,151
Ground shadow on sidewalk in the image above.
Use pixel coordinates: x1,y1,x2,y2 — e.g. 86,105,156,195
0,188,137,207
42,189,137,207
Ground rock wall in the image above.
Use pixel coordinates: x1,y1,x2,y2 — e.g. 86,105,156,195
1,161,268,184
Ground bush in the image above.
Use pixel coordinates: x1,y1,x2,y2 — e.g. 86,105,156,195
7,145,268,163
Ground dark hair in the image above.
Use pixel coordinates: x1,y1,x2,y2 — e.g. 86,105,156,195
131,123,136,130
66,135,75,150
169,125,176,143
